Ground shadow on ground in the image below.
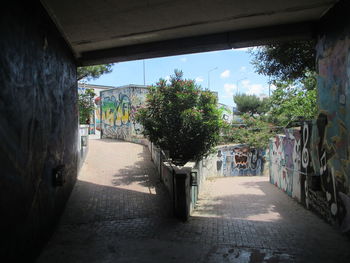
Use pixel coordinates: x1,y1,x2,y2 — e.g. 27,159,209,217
189,177,350,262
61,178,172,225
110,144,157,188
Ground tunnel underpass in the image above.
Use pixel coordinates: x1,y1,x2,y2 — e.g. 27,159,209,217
37,138,350,263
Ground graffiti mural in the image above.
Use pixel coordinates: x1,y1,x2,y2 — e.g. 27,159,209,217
269,129,301,199
269,119,350,231
312,27,350,231
100,85,148,141
94,96,102,131
216,144,264,176
218,103,233,123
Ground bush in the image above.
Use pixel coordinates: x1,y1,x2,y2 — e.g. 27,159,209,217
78,88,96,124
136,70,222,165
220,114,273,149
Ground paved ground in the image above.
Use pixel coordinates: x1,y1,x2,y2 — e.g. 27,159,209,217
37,139,350,263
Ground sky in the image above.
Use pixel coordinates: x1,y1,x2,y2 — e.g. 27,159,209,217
89,48,272,107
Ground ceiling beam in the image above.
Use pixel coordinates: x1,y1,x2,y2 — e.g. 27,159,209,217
78,22,316,66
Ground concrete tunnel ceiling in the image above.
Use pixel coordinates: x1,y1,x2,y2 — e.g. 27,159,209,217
41,0,338,65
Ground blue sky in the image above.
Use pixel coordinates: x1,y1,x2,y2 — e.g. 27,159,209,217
90,48,271,107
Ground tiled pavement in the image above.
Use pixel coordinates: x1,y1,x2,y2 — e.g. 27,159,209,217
37,139,350,263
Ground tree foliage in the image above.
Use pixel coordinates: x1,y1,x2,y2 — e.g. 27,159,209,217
221,40,318,149
268,72,318,126
250,40,316,82
136,70,222,165
233,94,269,115
221,114,272,149
77,64,113,81
78,88,96,124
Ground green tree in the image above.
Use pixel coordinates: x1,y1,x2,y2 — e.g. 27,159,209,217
249,40,318,126
250,40,316,82
77,64,113,81
79,88,96,124
268,72,318,126
136,70,222,165
221,114,272,149
233,94,269,115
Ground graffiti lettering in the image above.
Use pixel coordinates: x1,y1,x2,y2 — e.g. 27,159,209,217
100,87,147,140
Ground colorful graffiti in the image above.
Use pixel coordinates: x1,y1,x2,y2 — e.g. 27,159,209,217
313,25,350,231
269,21,350,232
216,145,264,176
100,86,148,141
94,96,101,131
269,129,301,198
269,120,350,231
218,103,233,123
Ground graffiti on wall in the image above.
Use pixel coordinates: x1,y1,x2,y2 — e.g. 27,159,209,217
218,103,233,123
100,86,147,141
269,119,350,231
268,29,350,232
314,33,350,231
216,145,264,176
269,129,301,199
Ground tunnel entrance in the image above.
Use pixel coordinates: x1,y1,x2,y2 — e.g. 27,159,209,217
37,137,350,263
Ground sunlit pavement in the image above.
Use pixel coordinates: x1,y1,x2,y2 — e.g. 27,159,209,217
37,139,350,263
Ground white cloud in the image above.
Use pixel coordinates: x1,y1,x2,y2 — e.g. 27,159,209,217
195,76,204,82
164,75,171,83
241,79,250,86
180,57,187,62
240,79,265,96
239,66,247,72
223,83,237,98
220,70,230,78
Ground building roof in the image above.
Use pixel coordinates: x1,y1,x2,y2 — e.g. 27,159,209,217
78,83,149,90
78,83,116,90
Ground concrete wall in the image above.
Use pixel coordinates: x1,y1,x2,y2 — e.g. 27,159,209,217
211,145,265,177
269,120,350,232
78,125,89,169
100,85,148,144
148,142,175,214
0,1,78,261
269,129,302,201
267,1,350,233
312,0,350,232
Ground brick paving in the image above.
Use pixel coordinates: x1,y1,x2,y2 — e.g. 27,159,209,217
37,139,350,263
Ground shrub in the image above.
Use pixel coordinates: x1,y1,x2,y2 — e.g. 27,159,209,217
78,88,96,124
136,70,222,165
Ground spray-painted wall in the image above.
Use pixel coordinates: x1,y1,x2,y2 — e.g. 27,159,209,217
312,0,350,232
218,103,233,123
269,120,350,232
267,1,350,233
216,145,264,176
100,85,148,143
198,144,264,177
78,84,112,134
269,129,302,200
